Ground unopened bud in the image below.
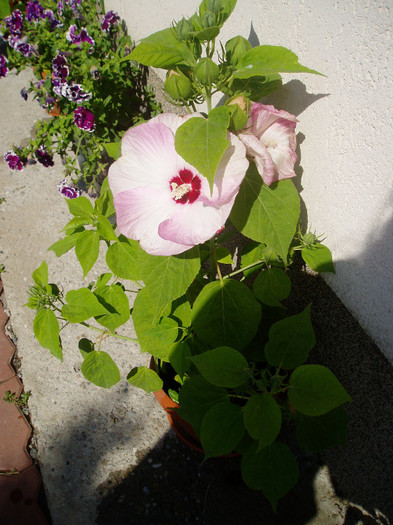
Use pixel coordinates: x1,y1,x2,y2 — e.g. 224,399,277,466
225,35,251,65
227,95,250,131
194,57,219,85
164,69,193,100
175,17,193,40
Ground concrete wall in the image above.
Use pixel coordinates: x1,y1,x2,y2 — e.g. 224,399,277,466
106,0,393,361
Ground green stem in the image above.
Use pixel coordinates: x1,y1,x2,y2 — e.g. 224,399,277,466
80,322,138,342
223,260,264,279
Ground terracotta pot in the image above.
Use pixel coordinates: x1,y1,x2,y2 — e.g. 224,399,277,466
149,357,204,453
40,71,61,117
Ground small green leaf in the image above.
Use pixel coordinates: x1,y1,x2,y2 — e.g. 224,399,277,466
81,351,120,388
78,338,95,358
96,215,118,241
296,407,348,452
175,107,231,193
32,261,48,286
289,365,351,416
200,402,245,458
75,230,100,277
301,243,335,273
244,394,282,450
33,309,62,360
234,45,323,79
216,246,232,264
62,288,108,323
241,442,299,512
127,366,163,393
168,341,192,377
192,346,249,387
104,141,121,160
66,196,94,217
106,237,143,281
0,1,11,18
265,305,315,369
48,232,82,257
253,268,291,307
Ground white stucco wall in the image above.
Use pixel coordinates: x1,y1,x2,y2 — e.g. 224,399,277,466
106,0,393,361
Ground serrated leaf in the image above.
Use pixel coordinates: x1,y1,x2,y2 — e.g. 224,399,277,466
32,261,48,286
241,441,299,512
81,351,120,388
75,230,100,277
200,402,245,458
191,279,262,350
105,237,143,281
175,107,230,193
33,309,62,360
301,243,335,273
127,366,163,393
191,346,248,387
62,288,108,323
265,305,315,369
230,164,300,261
244,394,281,450
289,365,351,416
66,195,94,217
94,284,130,331
233,45,323,79
253,268,291,307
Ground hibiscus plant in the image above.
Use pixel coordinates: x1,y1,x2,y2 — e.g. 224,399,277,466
26,0,351,511
0,0,160,190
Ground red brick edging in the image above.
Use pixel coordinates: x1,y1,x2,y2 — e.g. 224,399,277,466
0,278,50,525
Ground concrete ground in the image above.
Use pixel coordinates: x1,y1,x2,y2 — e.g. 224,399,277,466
1,69,392,524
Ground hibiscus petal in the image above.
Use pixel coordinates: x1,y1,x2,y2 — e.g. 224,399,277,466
238,132,275,185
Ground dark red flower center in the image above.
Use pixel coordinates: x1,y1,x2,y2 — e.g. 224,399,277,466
170,168,201,204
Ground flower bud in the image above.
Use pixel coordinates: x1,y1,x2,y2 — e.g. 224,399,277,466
227,95,250,132
194,57,219,85
175,17,193,40
164,69,193,100
201,11,216,28
225,35,251,65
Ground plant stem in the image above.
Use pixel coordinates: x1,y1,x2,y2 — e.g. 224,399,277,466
223,260,264,279
80,322,138,342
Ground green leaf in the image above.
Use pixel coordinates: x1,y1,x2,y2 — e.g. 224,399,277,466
129,27,195,69
289,365,351,416
132,286,178,356
127,366,163,393
106,237,144,281
253,268,291,307
230,164,300,261
191,346,249,387
62,217,91,232
81,351,120,388
230,74,282,101
301,243,335,273
66,196,94,217
264,305,315,369
33,309,62,360
296,407,348,453
141,247,200,321
241,441,299,512
32,261,48,286
178,374,228,434
78,338,95,358
104,141,121,160
200,402,245,458
62,288,108,323
191,279,262,350
96,215,118,241
0,1,11,18
175,107,230,193
94,284,130,331
75,230,100,278
168,341,192,377
233,45,323,79
199,0,237,27
94,178,115,218
48,231,82,257
216,246,232,264
244,394,282,450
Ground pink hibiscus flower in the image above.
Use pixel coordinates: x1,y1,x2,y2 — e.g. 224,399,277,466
239,103,298,186
108,113,248,256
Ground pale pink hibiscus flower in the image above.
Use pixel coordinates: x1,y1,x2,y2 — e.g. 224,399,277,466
108,113,249,256
239,103,297,186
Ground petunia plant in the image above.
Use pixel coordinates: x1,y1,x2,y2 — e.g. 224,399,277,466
26,0,350,511
0,0,161,190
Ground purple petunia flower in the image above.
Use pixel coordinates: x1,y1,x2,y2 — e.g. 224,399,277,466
3,149,27,171
43,9,62,30
0,55,8,78
56,0,63,16
52,53,69,83
53,82,92,103
10,37,34,58
26,0,44,22
57,178,81,199
4,10,23,37
66,25,94,51
73,106,95,132
42,96,56,110
20,87,28,100
36,145,54,167
101,11,120,32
